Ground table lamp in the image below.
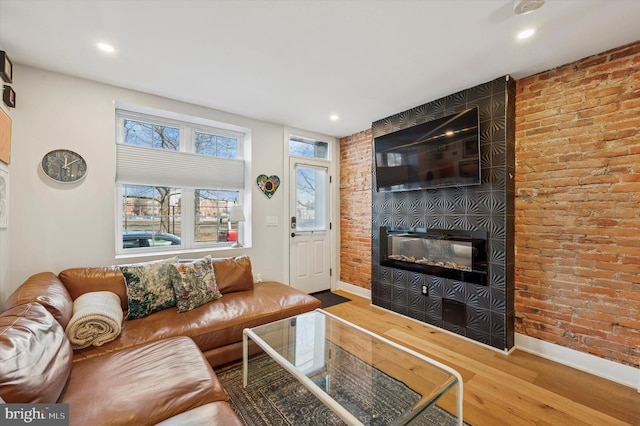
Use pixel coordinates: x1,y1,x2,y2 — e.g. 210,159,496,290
229,205,246,248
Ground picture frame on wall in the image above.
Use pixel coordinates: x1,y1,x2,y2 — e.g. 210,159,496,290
0,51,12,84
3,85,15,108
0,167,8,229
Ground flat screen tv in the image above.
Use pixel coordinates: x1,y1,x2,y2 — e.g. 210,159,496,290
374,107,480,192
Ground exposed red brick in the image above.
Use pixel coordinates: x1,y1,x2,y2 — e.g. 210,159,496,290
338,130,372,289
515,41,640,368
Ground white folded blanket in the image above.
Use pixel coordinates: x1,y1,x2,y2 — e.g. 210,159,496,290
65,291,123,350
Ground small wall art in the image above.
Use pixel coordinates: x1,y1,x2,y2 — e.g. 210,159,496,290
0,51,12,84
256,174,280,199
3,85,15,108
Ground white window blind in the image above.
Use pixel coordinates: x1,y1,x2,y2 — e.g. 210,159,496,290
116,144,245,189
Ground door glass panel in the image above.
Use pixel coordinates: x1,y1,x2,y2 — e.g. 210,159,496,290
295,164,327,232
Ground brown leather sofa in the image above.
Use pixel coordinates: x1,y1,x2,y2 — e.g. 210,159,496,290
0,256,321,425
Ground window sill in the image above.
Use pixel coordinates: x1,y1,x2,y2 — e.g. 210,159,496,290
115,244,251,261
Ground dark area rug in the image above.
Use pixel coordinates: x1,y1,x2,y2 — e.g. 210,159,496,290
218,348,460,425
310,290,351,308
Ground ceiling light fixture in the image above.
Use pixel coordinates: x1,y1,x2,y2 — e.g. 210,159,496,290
97,42,115,53
329,114,339,121
517,28,536,40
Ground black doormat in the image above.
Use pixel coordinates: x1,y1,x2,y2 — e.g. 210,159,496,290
310,290,351,308
218,345,461,425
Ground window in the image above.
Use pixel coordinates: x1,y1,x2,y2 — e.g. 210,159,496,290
116,109,247,254
194,189,240,243
289,136,328,159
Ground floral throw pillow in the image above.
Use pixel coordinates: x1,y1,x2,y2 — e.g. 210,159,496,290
172,256,222,313
120,257,179,320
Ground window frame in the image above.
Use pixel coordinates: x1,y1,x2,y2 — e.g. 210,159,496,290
288,134,330,160
115,108,248,256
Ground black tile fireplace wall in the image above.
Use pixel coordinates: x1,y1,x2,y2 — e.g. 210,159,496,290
371,76,515,350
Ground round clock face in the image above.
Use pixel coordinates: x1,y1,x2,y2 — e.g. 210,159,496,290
41,149,88,183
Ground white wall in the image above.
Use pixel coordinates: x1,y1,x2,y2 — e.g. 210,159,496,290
0,104,10,305
2,64,298,302
0,43,10,304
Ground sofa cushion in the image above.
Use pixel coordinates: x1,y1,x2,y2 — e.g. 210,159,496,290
173,256,222,313
154,401,244,426
59,266,129,310
0,303,72,403
70,303,192,362
3,272,73,328
58,336,227,426
181,281,321,354
119,257,179,320
211,256,254,293
69,281,321,366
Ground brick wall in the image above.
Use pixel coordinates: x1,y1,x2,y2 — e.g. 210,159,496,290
339,129,372,289
515,41,640,368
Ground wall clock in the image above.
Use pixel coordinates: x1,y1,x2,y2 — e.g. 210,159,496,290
41,149,88,183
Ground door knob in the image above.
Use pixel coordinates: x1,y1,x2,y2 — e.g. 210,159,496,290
291,232,296,238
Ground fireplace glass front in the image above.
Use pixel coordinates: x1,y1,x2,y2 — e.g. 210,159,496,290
380,227,488,285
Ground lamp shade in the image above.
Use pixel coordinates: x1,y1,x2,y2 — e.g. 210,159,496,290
229,205,246,222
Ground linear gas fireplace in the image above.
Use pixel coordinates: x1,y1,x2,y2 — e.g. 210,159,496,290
380,227,488,285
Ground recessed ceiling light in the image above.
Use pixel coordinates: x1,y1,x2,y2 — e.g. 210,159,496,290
329,114,339,121
517,28,536,40
97,42,116,53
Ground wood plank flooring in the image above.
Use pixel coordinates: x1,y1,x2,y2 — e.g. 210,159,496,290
325,291,640,426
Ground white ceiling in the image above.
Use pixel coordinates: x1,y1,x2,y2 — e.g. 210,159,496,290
1,0,639,138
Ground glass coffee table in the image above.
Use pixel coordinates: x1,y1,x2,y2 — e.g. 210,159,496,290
243,309,463,425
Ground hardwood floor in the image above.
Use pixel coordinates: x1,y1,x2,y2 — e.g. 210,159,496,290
325,291,639,426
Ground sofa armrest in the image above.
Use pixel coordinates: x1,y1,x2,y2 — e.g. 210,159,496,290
3,272,73,328
0,303,72,403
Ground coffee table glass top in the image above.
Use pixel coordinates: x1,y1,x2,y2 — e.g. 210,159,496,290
243,309,462,426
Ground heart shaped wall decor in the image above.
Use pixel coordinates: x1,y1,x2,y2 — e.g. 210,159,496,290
256,174,280,199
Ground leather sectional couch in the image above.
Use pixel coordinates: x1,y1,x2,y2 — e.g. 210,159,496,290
0,256,321,425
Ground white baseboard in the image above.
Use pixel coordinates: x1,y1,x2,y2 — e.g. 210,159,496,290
334,280,639,391
515,333,639,391
335,280,371,299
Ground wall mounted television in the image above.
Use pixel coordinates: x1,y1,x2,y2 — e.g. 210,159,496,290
374,107,480,192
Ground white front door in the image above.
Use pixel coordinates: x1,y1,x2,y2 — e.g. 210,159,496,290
289,158,331,294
